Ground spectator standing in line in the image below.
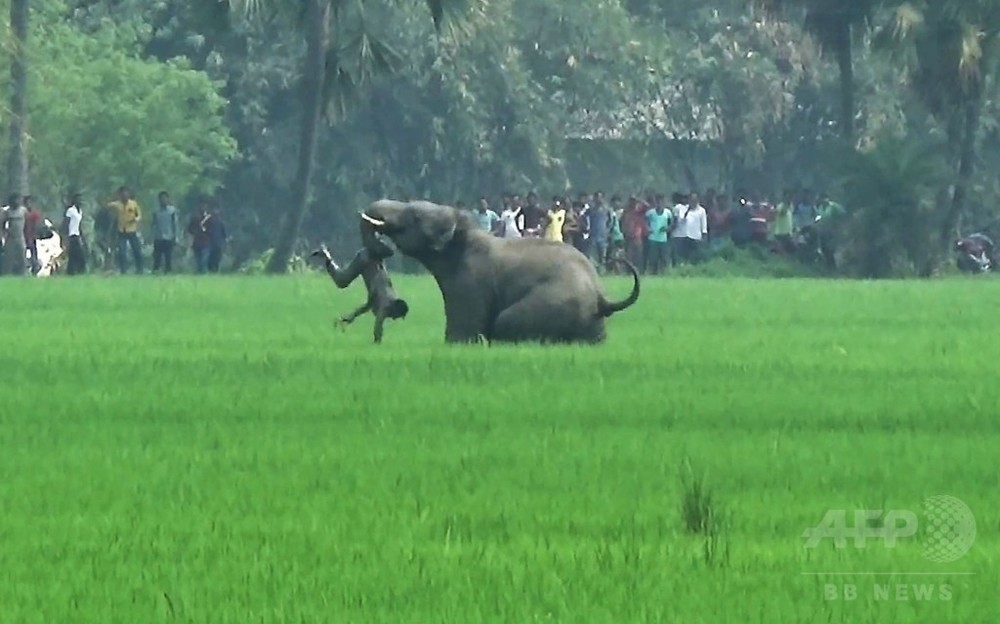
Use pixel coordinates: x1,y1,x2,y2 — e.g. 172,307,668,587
188,200,212,273
673,192,708,264
576,192,593,252
521,191,544,238
815,193,846,270
794,189,817,232
108,186,143,274
1,194,27,276
62,193,87,275
472,197,501,234
23,196,42,275
151,191,179,274
749,194,772,245
669,192,689,266
0,198,8,272
773,190,795,254
608,195,626,267
543,197,567,243
730,196,754,247
708,193,731,250
587,191,612,271
499,198,523,239
645,197,672,275
568,197,590,255
622,197,648,269
206,202,228,273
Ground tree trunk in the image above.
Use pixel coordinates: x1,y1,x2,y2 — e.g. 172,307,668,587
942,93,984,249
7,0,30,194
833,24,854,143
265,0,330,274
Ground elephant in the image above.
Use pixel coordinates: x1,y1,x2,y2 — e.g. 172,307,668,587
360,199,640,344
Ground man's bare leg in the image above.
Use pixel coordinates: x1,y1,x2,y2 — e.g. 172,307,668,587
312,244,370,289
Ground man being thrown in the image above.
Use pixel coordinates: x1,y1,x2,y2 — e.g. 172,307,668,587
311,218,409,344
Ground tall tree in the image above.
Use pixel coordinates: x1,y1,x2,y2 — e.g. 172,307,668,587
880,0,1000,246
229,0,460,274
756,0,875,142
7,0,30,194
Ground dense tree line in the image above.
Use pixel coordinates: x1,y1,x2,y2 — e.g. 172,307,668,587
3,0,1000,276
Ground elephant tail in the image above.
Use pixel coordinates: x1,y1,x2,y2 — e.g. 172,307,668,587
598,259,641,317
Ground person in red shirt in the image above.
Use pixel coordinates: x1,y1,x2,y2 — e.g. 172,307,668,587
707,194,731,249
621,196,650,270
23,196,43,275
749,196,772,244
187,199,212,273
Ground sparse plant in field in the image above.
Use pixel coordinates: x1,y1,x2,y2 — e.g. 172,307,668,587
680,459,718,536
680,459,729,567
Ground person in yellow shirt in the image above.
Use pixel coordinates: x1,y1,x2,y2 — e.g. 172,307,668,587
543,197,567,242
107,186,144,274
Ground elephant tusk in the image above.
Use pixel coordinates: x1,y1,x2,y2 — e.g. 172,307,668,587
361,213,385,227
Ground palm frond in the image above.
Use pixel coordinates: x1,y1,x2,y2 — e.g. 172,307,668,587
890,2,924,41
226,0,267,18
322,17,404,122
959,24,984,82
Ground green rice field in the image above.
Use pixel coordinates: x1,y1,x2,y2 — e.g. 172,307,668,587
1,275,997,623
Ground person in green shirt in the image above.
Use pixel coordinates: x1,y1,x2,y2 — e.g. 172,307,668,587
773,189,795,254
815,194,846,270
644,200,673,275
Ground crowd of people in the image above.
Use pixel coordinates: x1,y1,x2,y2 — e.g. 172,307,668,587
1,185,849,277
0,186,229,276
458,188,847,274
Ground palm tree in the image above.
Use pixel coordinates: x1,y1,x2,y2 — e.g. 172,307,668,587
7,0,30,194
836,135,949,277
755,0,876,142
229,0,459,273
880,0,1000,247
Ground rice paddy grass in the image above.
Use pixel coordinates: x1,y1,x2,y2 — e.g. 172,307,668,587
1,274,996,623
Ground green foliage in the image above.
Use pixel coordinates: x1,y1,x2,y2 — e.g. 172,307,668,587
835,135,951,277
672,243,822,278
0,0,237,212
5,0,1000,270
1,275,998,620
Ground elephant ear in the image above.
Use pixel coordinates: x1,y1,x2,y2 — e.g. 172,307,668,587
419,204,458,252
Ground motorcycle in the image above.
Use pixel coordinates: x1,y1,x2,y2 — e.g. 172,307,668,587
955,233,994,274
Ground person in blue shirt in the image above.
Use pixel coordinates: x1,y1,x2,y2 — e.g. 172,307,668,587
644,198,673,275
472,197,500,234
587,191,612,271
794,188,817,232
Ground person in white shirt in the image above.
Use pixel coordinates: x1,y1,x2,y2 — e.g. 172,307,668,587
499,199,523,239
672,192,708,266
62,193,87,275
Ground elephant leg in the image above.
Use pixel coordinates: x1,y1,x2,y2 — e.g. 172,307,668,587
490,295,606,344
441,286,493,343
444,323,487,343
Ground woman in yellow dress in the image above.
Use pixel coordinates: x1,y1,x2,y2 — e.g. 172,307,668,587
543,198,567,242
